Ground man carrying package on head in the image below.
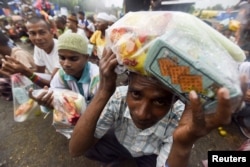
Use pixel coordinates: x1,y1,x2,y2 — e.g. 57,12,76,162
29,32,99,139
69,12,247,167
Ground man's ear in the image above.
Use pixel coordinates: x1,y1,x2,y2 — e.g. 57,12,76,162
50,28,54,34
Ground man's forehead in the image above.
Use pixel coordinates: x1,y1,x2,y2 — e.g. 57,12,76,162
129,73,160,84
26,21,49,29
58,49,81,55
129,73,171,91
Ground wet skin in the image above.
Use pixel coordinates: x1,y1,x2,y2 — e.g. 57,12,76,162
26,20,54,53
126,73,175,130
58,49,88,80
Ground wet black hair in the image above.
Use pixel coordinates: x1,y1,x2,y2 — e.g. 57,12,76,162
26,16,51,30
128,71,170,91
56,16,67,25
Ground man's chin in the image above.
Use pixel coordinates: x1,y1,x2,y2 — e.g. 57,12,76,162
63,69,74,75
35,43,47,49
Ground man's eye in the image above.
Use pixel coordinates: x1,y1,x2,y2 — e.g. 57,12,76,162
131,91,141,98
59,56,65,60
153,99,167,106
70,57,79,61
28,32,35,36
39,31,46,35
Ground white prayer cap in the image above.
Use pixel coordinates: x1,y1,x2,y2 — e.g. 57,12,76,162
96,12,110,22
109,14,117,23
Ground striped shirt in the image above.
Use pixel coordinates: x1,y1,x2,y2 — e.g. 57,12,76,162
94,86,185,167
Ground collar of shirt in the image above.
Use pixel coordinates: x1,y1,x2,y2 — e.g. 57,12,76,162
123,106,173,138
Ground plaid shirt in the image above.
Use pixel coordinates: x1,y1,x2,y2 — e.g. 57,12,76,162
94,86,185,167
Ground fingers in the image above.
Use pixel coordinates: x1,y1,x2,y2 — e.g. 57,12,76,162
189,90,206,128
28,88,35,100
232,75,248,113
101,47,112,61
240,75,248,92
102,47,108,58
40,91,53,107
99,48,118,74
213,88,231,126
1,58,16,74
1,56,25,74
5,56,19,63
28,88,53,108
0,69,11,77
240,74,248,99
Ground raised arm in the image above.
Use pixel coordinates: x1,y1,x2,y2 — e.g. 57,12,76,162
167,76,247,167
69,48,118,156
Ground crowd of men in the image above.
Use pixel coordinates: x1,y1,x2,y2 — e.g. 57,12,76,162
0,0,250,167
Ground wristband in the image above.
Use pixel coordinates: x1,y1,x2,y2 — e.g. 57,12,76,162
29,73,41,85
33,75,41,84
29,73,35,80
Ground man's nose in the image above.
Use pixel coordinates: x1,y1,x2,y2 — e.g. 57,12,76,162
134,102,151,120
34,33,42,40
63,59,71,66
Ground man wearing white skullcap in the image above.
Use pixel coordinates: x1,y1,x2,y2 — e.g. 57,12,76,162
108,14,118,25
90,12,110,59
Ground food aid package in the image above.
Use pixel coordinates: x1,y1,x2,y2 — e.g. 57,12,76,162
11,74,40,122
52,89,87,139
106,11,245,113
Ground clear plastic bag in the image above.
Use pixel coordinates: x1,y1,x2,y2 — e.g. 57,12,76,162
11,74,40,122
31,88,87,139
52,89,87,139
106,11,245,113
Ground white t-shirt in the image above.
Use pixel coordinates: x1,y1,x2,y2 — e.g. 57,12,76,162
87,21,95,33
33,39,61,74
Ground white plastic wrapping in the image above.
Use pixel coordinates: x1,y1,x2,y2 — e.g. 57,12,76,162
106,11,245,113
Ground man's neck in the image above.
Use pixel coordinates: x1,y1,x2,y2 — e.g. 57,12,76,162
71,27,77,33
101,30,106,38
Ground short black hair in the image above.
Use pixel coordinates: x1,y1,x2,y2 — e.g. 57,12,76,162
78,11,85,16
71,12,77,16
26,16,51,30
56,16,67,25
